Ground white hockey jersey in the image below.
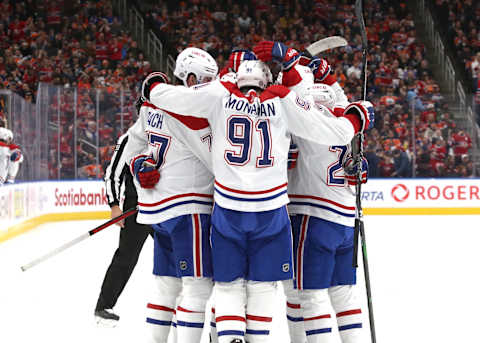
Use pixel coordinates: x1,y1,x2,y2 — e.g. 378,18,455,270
0,141,9,184
285,65,357,226
129,102,214,224
149,76,358,212
6,143,23,183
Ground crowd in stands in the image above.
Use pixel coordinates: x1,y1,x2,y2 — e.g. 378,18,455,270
431,0,480,124
139,0,474,177
0,0,148,179
0,0,476,179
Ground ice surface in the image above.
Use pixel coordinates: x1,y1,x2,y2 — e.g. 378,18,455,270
1,215,479,343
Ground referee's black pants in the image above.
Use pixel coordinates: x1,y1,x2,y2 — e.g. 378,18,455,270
95,178,153,311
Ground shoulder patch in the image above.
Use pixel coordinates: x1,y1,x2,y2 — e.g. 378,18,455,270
295,96,311,111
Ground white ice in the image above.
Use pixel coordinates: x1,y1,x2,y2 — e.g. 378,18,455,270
1,215,479,343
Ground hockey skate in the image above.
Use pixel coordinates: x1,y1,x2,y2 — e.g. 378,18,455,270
94,308,119,327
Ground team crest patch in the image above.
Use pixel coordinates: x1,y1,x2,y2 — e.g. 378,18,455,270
295,96,310,111
113,144,120,152
180,261,188,270
282,263,290,272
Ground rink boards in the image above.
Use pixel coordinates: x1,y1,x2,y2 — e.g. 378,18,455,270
1,178,479,243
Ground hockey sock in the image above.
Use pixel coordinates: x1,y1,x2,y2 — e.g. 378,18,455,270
176,276,213,343
245,281,276,343
283,280,307,343
329,286,363,343
146,275,182,343
300,289,335,343
210,306,219,343
214,278,247,343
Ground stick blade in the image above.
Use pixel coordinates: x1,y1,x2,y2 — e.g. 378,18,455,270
305,36,348,56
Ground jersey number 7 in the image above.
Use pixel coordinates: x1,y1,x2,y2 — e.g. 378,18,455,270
224,115,274,167
148,132,171,168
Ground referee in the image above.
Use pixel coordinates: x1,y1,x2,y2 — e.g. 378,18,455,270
94,99,153,326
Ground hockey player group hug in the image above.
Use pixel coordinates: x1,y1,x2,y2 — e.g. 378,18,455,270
111,40,374,343
0,126,23,185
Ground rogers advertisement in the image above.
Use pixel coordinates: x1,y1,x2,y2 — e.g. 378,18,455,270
361,179,480,208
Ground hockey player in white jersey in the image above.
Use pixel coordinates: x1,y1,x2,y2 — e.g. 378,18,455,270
142,45,373,343
275,51,370,343
4,129,23,184
0,127,11,185
130,47,217,343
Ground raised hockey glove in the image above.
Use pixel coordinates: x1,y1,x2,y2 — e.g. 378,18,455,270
228,49,257,72
343,101,375,133
308,57,336,85
253,41,299,70
288,143,299,170
130,155,160,189
141,72,169,102
343,155,368,185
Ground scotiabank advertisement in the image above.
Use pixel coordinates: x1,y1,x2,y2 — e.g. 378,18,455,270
0,180,110,231
361,179,480,209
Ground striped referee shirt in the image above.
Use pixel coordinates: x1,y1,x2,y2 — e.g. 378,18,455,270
104,121,148,207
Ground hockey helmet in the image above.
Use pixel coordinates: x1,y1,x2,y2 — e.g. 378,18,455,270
307,83,337,109
0,127,9,142
174,47,218,86
236,60,272,90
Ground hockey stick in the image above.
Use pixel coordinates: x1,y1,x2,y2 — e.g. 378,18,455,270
352,1,377,342
20,207,138,272
305,36,348,57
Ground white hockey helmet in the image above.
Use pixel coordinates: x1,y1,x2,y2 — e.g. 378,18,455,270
5,128,13,143
174,47,218,86
237,60,272,90
307,83,337,109
0,127,9,142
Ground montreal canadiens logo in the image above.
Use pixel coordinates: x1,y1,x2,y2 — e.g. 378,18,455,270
295,96,310,111
391,184,409,202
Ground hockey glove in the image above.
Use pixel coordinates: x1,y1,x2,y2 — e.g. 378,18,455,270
141,72,169,102
253,41,299,70
343,155,368,185
130,154,160,189
228,49,257,72
10,149,21,162
308,57,336,85
288,143,299,170
343,101,375,133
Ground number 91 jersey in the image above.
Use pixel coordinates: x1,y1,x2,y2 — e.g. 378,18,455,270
132,102,214,225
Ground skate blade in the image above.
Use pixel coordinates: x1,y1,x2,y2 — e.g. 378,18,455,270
95,316,118,328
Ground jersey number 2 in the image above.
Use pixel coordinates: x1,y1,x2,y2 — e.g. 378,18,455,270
225,116,273,167
327,145,347,186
